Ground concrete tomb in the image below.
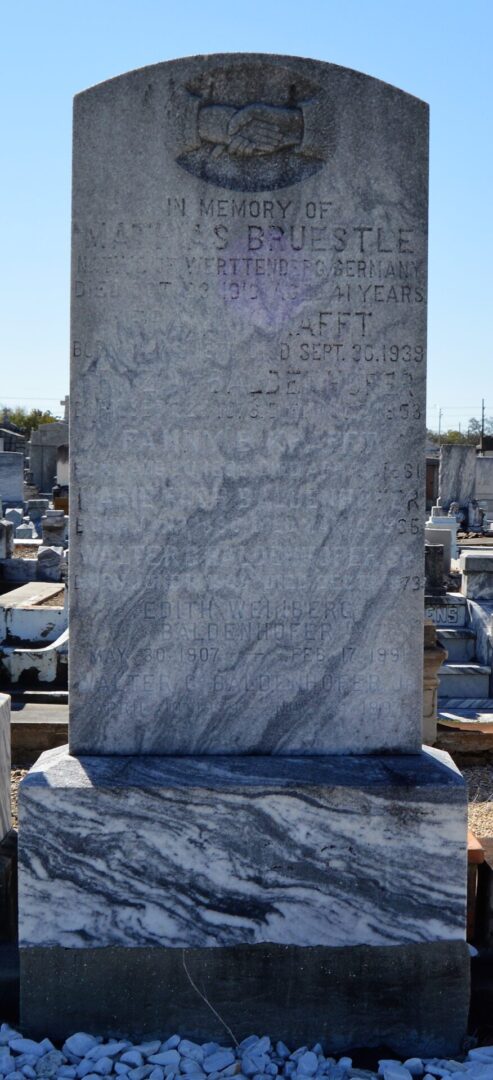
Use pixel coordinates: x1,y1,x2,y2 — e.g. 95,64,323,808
15,518,37,540
424,525,452,573
41,509,67,548
439,444,493,522
439,444,476,511
467,498,485,532
0,520,14,561
4,507,24,530
19,55,468,1053
460,552,493,600
26,499,50,534
56,444,69,487
425,543,446,597
29,421,68,494
475,455,493,515
0,452,24,509
426,498,459,558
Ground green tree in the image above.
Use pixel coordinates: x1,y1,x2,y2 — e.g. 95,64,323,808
427,427,476,445
1,406,59,440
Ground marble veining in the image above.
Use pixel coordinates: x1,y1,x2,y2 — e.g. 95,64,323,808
69,53,428,757
19,746,467,950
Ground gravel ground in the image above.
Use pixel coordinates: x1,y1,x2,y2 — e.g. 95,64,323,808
0,1025,491,1080
10,766,29,828
37,589,65,606
462,765,493,838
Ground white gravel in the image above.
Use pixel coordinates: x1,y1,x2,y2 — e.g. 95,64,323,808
0,1027,491,1080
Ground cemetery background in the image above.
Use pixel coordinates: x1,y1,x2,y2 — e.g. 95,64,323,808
0,0,493,1067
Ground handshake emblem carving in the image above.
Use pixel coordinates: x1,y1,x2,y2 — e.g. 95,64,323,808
176,63,328,192
197,103,304,159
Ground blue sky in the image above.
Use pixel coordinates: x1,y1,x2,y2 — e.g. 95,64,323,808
1,0,491,432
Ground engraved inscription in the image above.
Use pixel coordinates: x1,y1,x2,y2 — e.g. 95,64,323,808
70,56,428,755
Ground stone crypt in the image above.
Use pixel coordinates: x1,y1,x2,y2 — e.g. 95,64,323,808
18,55,468,1054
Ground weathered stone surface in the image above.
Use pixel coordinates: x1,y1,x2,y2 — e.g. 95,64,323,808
461,553,493,574
20,939,470,1056
425,525,451,570
19,745,467,950
29,422,68,494
36,546,64,583
425,593,467,627
0,520,14,560
439,444,476,510
41,510,67,548
69,54,428,756
56,445,69,486
4,508,23,530
0,695,11,840
425,543,446,596
461,553,493,600
475,455,493,512
0,453,23,508
423,620,447,745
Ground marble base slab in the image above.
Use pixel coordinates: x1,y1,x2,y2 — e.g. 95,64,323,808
19,745,467,950
0,695,11,841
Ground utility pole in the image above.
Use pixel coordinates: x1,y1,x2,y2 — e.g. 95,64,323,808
438,407,442,446
482,398,485,438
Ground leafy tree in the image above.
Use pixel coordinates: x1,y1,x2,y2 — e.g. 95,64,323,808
1,406,60,440
468,416,493,435
467,418,482,436
427,427,476,445
427,415,493,444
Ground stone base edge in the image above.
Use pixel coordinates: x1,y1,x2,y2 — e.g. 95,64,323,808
0,830,18,944
20,941,470,1057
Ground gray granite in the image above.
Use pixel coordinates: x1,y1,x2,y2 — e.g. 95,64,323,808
0,695,11,840
69,54,428,756
439,444,476,510
19,744,467,950
20,940,470,1056
0,453,23,508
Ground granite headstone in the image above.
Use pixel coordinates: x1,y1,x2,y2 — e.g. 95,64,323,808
69,53,428,756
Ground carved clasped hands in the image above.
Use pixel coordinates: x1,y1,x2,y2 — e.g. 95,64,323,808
198,103,303,158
